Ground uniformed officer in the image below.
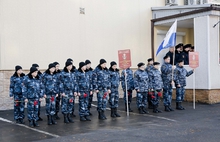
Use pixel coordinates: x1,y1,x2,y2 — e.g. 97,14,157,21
9,65,26,124
134,62,149,114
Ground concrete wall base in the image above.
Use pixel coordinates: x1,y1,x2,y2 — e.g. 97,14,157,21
172,89,220,104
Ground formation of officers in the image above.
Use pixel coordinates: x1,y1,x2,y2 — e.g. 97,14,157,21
10,52,194,128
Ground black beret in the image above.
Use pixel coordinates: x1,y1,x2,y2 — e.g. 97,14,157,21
32,64,39,68
110,61,117,67
147,58,153,62
85,60,91,65
99,59,107,65
15,65,22,72
30,67,38,74
137,62,145,67
153,62,160,66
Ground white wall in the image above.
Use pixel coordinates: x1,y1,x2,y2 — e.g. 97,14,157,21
0,0,165,70
192,16,210,89
209,16,220,89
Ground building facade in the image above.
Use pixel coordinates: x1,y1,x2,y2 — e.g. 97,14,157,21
1,0,220,110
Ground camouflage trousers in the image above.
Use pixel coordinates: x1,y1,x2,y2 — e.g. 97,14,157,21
136,92,148,108
14,95,25,120
97,90,109,111
163,84,173,106
61,92,74,114
123,90,133,104
176,87,185,102
45,94,56,116
78,91,89,117
109,88,119,108
27,99,39,121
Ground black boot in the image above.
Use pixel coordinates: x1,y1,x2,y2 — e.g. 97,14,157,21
88,108,92,116
168,106,174,111
114,108,121,117
19,118,25,124
54,112,60,120
111,108,116,118
29,120,34,127
16,119,20,123
139,107,144,114
102,110,107,119
176,102,183,110
80,116,87,121
38,111,43,121
51,115,57,125
142,107,149,114
153,105,161,113
71,112,76,117
153,106,158,113
156,108,162,113
128,103,133,112
67,113,74,123
64,114,69,123
85,115,91,121
148,101,153,109
47,115,52,125
33,120,39,127
179,102,185,110
98,111,105,120
164,106,170,112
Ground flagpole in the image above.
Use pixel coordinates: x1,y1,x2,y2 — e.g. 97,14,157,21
171,46,175,86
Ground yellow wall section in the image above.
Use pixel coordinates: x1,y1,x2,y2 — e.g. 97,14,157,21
154,26,194,56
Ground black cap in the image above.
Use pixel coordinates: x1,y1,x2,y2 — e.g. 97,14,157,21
32,64,39,68
30,67,38,74
137,62,145,67
79,62,86,69
15,65,22,72
110,61,117,67
48,63,55,69
178,43,184,47
99,59,107,65
183,44,192,49
147,58,153,62
163,55,170,60
66,58,73,62
65,61,72,67
175,44,182,49
53,62,59,66
178,59,184,63
85,60,91,65
153,62,160,66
